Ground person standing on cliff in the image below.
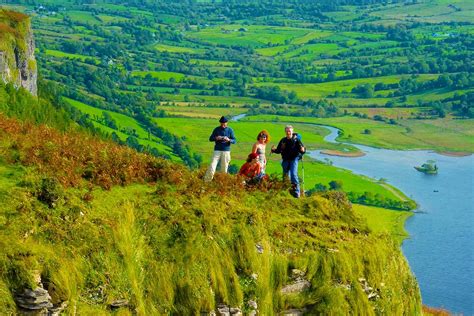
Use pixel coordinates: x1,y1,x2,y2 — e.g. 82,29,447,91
271,125,305,198
204,116,236,181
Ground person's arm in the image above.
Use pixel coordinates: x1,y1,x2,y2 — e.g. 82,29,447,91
297,139,306,153
209,128,219,142
251,142,258,154
239,163,248,176
228,128,236,144
271,139,283,154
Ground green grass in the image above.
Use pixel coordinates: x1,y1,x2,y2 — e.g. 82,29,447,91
346,107,431,119
131,70,186,81
252,74,440,99
0,158,422,314
64,97,181,161
96,14,129,23
242,115,474,153
290,30,333,44
44,49,99,62
370,0,474,23
154,44,204,54
353,204,411,244
66,11,100,24
188,25,310,48
160,105,247,119
279,43,343,60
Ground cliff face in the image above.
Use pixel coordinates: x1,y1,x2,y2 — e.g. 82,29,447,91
0,9,37,96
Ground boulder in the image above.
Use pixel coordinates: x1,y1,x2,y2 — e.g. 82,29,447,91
280,280,311,294
15,288,53,310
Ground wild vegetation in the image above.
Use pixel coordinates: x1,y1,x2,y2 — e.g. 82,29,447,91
0,1,472,313
0,109,421,314
1,0,472,160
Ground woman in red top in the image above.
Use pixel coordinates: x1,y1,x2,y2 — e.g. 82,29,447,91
239,153,261,179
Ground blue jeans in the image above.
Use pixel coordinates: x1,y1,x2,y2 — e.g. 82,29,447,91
282,159,300,197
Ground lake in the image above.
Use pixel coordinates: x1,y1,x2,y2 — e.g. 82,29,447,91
309,126,474,314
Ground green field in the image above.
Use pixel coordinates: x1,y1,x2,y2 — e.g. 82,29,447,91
45,49,99,62
131,71,187,81
188,25,312,47
154,43,204,54
64,97,181,161
160,105,247,119
242,115,474,153
252,74,440,100
353,204,412,244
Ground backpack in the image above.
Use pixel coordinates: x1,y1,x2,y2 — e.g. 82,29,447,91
292,133,305,159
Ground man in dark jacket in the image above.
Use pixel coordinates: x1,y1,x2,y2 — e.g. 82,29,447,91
271,125,305,197
204,116,236,181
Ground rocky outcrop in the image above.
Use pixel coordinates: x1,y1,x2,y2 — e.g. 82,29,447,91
0,9,37,95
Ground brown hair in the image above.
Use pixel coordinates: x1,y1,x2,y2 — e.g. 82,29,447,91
257,130,270,143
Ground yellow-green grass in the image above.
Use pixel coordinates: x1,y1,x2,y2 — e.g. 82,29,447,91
88,120,181,162
159,93,264,106
353,204,411,244
159,105,247,119
189,59,236,67
351,40,399,50
155,14,184,24
154,44,204,54
255,45,291,56
188,25,310,47
339,31,386,40
66,11,100,24
242,115,474,153
252,74,440,99
401,119,474,153
406,88,474,104
45,49,99,62
329,97,389,107
370,0,474,23
63,98,181,161
347,107,431,119
290,30,333,44
325,11,361,22
278,43,343,60
96,14,129,23
36,28,104,42
131,70,186,81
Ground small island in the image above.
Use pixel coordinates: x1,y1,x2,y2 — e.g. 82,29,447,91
414,160,438,175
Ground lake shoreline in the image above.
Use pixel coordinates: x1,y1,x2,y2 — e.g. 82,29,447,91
320,149,366,157
436,151,472,157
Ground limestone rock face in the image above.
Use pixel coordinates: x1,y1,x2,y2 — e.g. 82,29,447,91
0,10,37,96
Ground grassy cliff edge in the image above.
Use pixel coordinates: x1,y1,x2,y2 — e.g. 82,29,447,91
0,113,421,314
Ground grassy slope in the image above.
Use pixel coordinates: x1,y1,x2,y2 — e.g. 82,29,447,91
0,129,422,314
63,97,182,162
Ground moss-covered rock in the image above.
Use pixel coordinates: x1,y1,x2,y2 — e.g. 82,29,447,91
0,9,37,96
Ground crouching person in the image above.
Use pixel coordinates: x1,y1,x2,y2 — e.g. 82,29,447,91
239,153,262,184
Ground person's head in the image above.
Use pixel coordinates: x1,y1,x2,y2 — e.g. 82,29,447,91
219,116,228,127
257,130,270,144
247,152,259,163
285,125,293,139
